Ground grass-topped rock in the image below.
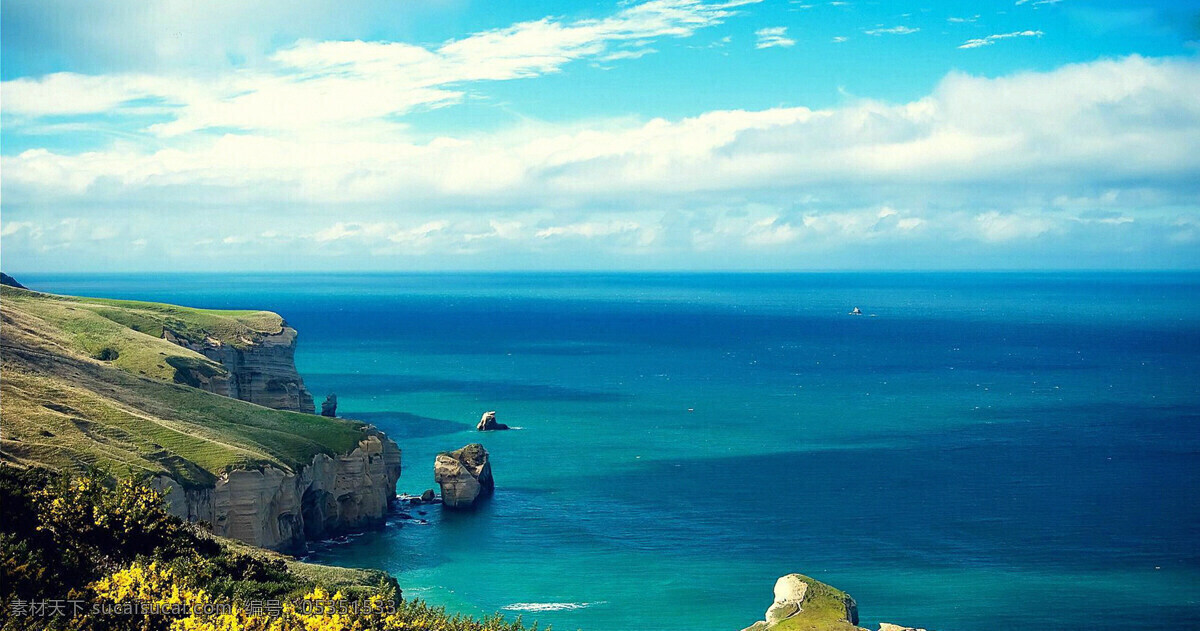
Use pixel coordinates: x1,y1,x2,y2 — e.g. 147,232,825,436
741,573,861,631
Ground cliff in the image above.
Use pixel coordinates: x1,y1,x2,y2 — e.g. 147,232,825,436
152,430,401,550
164,324,315,413
0,283,400,551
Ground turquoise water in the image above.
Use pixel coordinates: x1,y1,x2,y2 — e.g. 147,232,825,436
23,273,1200,630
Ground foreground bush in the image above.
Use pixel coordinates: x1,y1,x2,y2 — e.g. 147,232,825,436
0,466,536,631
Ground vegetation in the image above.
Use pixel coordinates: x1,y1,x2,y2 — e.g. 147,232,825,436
2,284,283,347
0,284,278,384
0,466,537,631
761,576,861,631
1,284,368,486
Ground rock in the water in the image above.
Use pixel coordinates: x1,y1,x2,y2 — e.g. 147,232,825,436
476,410,510,431
878,625,928,631
433,443,494,509
740,573,860,631
420,489,436,503
321,393,338,417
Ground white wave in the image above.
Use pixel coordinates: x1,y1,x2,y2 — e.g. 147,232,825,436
501,601,604,612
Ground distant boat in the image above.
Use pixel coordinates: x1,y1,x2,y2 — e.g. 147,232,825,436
850,307,863,315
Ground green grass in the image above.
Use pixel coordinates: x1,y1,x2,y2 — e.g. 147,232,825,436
2,284,282,350
1,284,371,488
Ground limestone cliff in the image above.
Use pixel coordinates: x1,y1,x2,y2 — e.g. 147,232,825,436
154,431,402,551
164,325,315,414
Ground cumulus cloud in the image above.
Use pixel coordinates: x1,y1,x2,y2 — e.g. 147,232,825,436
959,30,1044,49
3,52,1199,270
754,27,796,49
8,54,1197,209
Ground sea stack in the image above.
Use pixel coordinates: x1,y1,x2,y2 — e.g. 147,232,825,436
433,443,494,509
321,393,338,417
476,410,510,431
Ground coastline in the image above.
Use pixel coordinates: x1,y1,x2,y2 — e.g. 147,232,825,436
5,272,1200,630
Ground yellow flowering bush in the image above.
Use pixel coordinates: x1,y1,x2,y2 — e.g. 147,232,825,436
88,563,536,631
2,468,536,631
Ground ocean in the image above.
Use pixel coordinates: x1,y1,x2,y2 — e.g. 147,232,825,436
20,272,1200,631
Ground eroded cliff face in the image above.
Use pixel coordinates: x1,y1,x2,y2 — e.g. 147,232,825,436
164,326,315,413
154,432,402,551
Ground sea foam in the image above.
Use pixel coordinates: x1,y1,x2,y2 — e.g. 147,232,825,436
502,602,605,612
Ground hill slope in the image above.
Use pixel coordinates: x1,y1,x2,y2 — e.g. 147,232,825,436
0,283,401,550
1,284,363,486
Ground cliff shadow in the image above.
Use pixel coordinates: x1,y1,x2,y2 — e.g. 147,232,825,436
349,411,473,439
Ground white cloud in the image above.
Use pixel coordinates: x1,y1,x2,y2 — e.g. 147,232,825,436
600,47,659,61
312,222,393,242
6,55,1199,213
3,0,761,137
864,26,919,36
832,36,848,43
744,216,801,245
3,55,1199,269
755,27,796,49
388,221,448,243
1,222,37,237
959,30,1044,49
974,211,1055,241
536,220,642,239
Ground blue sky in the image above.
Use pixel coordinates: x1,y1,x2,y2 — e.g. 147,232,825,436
2,0,1199,272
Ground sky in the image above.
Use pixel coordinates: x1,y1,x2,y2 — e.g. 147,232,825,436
2,0,1199,272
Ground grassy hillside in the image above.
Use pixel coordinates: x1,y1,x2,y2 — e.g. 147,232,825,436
0,284,368,488
1,284,281,383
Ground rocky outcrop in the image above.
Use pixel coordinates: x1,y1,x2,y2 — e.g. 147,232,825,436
433,443,493,509
740,574,933,631
476,410,509,431
321,394,338,417
154,431,402,551
741,573,862,631
164,325,315,413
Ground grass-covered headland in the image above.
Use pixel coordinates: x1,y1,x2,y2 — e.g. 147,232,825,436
0,283,367,487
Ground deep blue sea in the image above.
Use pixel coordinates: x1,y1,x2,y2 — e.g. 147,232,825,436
20,273,1200,631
